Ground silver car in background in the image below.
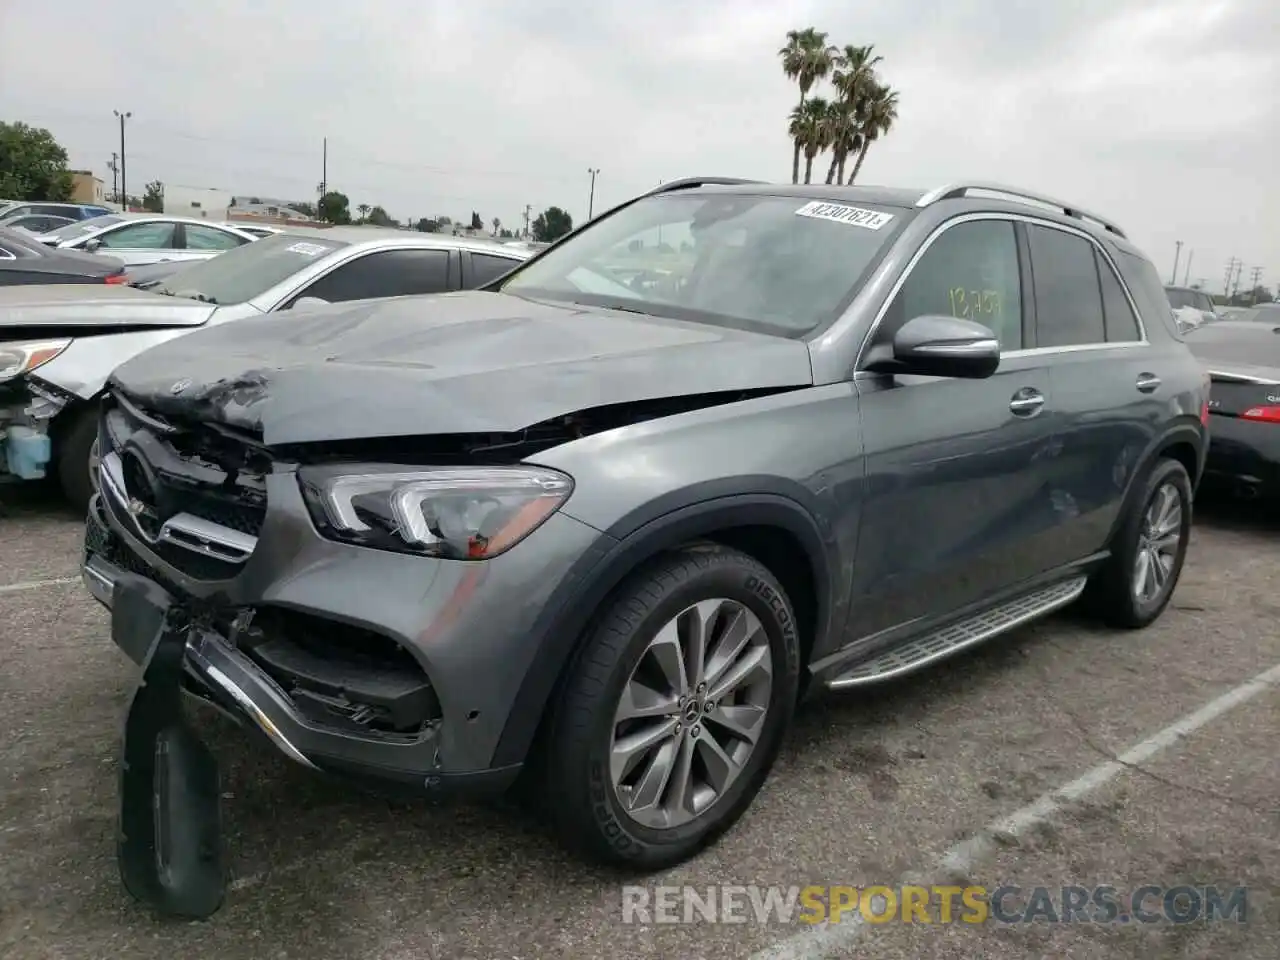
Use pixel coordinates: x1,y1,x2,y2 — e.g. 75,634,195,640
0,228,531,506
33,213,260,267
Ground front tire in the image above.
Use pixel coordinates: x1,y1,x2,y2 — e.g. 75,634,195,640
55,407,98,513
1087,457,1193,629
543,544,801,869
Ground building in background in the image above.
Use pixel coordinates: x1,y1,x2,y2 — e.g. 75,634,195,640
69,171,106,205
229,195,314,220
163,184,234,219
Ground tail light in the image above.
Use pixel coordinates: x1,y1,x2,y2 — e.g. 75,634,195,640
1240,406,1280,423
1200,371,1211,424
104,273,127,285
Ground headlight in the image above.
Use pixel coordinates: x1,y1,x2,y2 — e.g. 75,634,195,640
298,464,574,559
0,339,72,382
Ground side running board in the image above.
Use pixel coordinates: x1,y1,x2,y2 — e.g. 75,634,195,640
827,576,1088,688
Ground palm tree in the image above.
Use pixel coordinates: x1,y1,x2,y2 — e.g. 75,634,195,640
492,217,501,235
357,203,371,222
827,44,882,184
779,28,836,184
823,100,860,185
791,97,832,185
847,83,900,184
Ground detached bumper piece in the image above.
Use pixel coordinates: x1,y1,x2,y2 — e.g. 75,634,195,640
113,573,226,920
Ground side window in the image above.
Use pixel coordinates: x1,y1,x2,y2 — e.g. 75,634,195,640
469,253,522,287
96,222,177,249
185,224,248,250
1094,250,1141,343
886,219,1023,349
1027,225,1105,347
295,249,451,304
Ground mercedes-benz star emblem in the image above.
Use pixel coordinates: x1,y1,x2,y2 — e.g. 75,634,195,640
169,378,193,395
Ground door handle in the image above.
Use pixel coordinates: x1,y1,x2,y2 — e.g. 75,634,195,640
1136,373,1161,393
1009,390,1046,416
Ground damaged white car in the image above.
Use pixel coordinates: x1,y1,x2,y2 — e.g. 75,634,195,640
0,229,531,508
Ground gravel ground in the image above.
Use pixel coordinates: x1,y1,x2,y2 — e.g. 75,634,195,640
0,483,1276,959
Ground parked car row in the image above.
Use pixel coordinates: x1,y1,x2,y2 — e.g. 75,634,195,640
0,226,531,505
0,200,113,224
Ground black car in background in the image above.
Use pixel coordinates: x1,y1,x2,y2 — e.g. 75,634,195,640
1186,318,1280,499
0,226,127,285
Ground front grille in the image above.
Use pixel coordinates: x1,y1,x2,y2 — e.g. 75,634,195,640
101,391,270,582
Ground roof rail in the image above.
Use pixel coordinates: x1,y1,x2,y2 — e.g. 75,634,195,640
916,181,1127,239
645,177,765,196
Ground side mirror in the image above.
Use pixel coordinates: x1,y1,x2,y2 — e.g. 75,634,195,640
83,237,103,252
865,314,1001,379
292,296,330,310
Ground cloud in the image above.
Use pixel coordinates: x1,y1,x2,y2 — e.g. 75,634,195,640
1,0,1275,285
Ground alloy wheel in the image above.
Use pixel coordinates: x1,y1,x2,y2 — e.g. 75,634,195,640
609,598,773,829
1132,482,1182,604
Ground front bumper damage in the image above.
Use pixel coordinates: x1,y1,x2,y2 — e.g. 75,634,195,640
0,379,67,480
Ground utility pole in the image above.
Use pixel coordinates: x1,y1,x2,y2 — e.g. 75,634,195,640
1181,249,1193,287
1248,266,1263,304
587,167,600,220
107,153,119,204
522,203,532,239
318,137,327,220
1170,241,1183,284
1224,257,1240,297
113,110,131,207
1231,260,1244,299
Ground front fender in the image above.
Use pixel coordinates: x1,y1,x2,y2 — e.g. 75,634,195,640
33,328,204,400
490,486,838,768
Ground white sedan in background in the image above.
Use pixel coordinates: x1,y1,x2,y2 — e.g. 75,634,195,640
34,213,260,267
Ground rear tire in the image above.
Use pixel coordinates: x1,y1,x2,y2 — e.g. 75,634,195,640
55,407,98,513
542,544,800,869
1085,457,1193,629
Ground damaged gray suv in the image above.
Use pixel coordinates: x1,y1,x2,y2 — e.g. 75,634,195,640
84,178,1208,914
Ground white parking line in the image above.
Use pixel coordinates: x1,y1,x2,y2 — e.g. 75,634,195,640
751,660,1280,960
0,577,77,595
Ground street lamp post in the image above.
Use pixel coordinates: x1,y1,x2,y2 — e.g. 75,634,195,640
587,168,600,220
114,110,132,208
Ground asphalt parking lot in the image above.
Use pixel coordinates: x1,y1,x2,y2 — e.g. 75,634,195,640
1,484,1277,959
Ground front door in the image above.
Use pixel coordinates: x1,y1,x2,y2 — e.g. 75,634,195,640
91,221,180,267
846,216,1063,643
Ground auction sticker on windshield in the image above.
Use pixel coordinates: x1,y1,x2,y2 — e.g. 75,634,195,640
795,201,894,230
285,242,331,256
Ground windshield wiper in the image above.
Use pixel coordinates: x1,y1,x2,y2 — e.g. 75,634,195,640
169,289,218,304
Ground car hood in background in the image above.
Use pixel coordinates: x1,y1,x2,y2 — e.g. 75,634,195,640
0,283,217,330
109,290,814,445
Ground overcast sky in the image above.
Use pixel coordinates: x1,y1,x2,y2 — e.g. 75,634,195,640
2,0,1275,289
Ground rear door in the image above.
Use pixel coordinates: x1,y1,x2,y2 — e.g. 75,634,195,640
1027,222,1157,568
849,216,1063,640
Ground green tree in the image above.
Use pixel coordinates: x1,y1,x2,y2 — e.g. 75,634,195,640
532,206,573,242
470,211,483,230
0,121,74,200
846,81,899,184
778,28,836,184
492,217,501,235
356,203,371,221
142,180,164,213
415,217,439,233
367,205,393,226
318,190,351,224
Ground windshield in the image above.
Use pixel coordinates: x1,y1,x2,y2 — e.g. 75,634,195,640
152,231,349,304
44,215,123,240
499,192,903,336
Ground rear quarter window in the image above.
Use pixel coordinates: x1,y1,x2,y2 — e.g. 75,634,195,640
1119,252,1182,341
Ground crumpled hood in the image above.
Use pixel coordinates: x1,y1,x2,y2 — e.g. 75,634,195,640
0,283,216,330
109,291,814,445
